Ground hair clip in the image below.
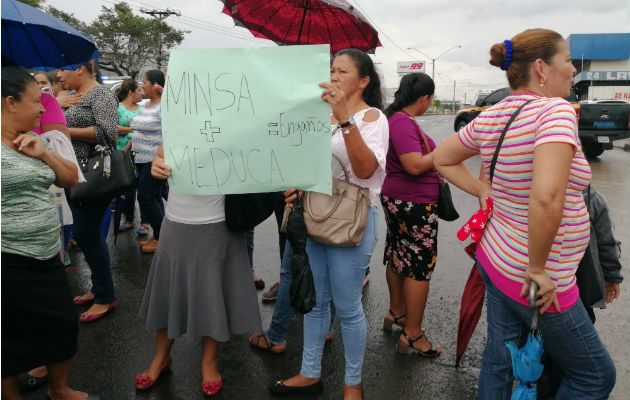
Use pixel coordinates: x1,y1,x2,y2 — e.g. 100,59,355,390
501,40,513,71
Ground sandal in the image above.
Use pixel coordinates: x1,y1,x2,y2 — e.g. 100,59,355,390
397,330,441,358
248,332,285,354
136,224,150,236
119,222,134,231
383,309,406,331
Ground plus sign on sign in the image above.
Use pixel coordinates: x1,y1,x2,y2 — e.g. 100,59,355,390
397,61,425,73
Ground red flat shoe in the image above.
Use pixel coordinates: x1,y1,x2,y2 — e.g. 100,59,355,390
73,295,94,306
202,379,223,396
135,358,173,390
79,301,117,322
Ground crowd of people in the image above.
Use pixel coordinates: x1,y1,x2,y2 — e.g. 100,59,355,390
1,28,624,400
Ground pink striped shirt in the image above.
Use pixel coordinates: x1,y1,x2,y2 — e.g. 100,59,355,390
458,94,592,312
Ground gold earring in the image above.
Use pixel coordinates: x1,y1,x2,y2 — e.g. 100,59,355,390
540,78,545,87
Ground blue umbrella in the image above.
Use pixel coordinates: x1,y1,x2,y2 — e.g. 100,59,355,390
1,0,100,71
505,282,545,400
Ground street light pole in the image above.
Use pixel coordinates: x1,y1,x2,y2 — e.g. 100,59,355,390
406,47,435,80
407,45,461,82
453,80,456,114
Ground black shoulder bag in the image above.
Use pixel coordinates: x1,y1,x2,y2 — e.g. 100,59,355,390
416,126,459,221
66,135,137,205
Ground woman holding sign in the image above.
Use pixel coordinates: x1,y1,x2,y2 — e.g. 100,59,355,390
269,49,388,400
135,145,262,396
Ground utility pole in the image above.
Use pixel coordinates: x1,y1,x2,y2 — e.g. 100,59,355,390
407,45,461,83
452,80,456,114
140,8,180,70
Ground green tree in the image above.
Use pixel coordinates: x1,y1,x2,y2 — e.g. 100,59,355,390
45,6,89,33
145,18,186,70
86,2,185,78
432,99,442,112
16,0,45,7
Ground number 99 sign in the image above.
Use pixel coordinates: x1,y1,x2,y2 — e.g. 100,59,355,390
396,61,425,73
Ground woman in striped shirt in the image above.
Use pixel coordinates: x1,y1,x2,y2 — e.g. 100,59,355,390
433,28,615,399
131,70,165,253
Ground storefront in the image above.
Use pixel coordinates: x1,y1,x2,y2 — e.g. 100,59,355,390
568,33,630,101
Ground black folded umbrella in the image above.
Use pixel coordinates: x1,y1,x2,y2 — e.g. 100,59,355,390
286,198,316,314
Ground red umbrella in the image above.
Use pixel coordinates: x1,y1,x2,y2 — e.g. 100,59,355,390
454,199,493,367
455,242,485,367
221,0,382,54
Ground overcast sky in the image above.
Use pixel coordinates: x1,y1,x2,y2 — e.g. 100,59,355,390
44,0,630,102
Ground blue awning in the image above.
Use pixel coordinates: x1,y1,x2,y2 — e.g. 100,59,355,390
568,33,630,60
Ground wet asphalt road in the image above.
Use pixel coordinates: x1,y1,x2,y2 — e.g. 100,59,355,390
22,115,629,400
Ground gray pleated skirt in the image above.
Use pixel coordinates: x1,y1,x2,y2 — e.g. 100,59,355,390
139,217,262,341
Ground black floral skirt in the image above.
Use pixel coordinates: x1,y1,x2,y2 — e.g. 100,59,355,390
381,194,439,281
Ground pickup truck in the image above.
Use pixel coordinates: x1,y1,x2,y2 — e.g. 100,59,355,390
453,88,630,158
577,100,630,157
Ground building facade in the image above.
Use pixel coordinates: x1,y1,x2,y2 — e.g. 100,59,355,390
568,33,630,102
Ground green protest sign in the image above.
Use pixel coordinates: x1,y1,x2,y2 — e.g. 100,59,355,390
162,45,332,195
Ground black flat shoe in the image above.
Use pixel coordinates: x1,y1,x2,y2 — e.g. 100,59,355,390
254,278,265,290
269,380,323,396
20,373,47,390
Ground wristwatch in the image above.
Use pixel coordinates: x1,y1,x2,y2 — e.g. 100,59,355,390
338,115,355,135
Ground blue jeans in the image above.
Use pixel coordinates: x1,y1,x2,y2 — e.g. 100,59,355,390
265,239,295,345
300,207,378,386
70,202,115,304
136,162,164,240
265,241,338,345
477,262,615,400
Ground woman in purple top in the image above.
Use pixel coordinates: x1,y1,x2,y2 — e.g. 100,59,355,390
381,72,441,357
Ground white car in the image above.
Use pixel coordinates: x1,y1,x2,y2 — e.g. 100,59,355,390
103,78,149,106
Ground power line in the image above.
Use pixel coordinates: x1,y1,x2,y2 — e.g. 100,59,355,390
107,0,270,43
125,0,269,43
351,0,417,60
101,0,268,43
140,7,180,20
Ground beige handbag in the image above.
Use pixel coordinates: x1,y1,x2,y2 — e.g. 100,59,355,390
301,154,370,247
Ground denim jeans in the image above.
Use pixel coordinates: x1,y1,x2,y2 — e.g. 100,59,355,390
265,239,296,345
300,207,378,386
477,262,615,400
70,201,115,304
136,162,164,240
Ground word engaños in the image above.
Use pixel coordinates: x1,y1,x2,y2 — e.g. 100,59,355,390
166,146,285,189
165,71,255,115
268,113,331,146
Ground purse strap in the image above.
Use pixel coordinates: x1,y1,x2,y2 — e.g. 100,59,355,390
489,99,535,183
332,153,351,182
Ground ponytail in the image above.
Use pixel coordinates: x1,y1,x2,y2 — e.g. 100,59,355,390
384,73,434,118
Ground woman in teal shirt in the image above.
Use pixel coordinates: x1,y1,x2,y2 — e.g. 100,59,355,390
1,67,98,400
116,80,143,231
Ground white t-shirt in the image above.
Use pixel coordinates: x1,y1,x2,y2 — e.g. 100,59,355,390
331,107,389,206
165,192,225,224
